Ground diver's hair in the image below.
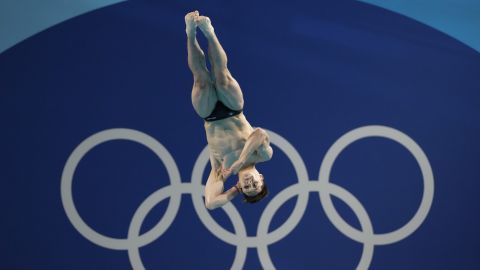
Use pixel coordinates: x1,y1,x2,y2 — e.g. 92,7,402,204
242,183,268,204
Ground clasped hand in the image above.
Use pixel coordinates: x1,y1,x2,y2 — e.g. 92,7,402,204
220,160,244,180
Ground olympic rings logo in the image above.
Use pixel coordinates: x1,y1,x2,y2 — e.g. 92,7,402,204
61,125,434,269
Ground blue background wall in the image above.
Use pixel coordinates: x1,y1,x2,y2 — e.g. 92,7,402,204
1,0,479,269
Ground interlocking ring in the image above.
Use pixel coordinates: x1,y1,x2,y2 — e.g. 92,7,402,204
61,125,434,269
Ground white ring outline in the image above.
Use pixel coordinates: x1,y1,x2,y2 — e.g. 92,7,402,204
190,130,309,248
256,181,375,270
318,125,435,245
60,128,182,250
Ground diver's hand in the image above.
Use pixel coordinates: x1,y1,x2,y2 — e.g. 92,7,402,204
222,168,233,179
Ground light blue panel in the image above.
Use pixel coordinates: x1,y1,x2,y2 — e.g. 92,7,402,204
0,0,126,53
358,0,480,52
0,0,479,53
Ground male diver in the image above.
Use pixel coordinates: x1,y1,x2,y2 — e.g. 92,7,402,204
185,11,273,210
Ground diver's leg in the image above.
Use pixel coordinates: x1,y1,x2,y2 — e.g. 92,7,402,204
197,16,244,111
186,11,217,118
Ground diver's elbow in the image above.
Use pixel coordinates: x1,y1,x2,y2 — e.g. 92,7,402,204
264,146,273,161
205,198,219,210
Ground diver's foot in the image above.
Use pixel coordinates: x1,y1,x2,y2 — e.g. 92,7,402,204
196,15,215,38
185,10,199,36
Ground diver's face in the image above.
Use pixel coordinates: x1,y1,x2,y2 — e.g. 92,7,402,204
240,172,263,196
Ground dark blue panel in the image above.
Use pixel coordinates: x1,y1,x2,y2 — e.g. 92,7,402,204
1,0,479,269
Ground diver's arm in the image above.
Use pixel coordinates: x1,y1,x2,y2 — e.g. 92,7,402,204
204,153,240,210
205,182,240,210
224,128,272,178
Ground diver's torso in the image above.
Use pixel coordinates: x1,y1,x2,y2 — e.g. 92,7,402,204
204,113,254,169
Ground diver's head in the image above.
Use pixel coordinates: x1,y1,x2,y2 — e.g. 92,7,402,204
237,166,268,203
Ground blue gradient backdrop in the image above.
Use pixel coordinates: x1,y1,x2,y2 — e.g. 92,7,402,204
1,0,479,269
